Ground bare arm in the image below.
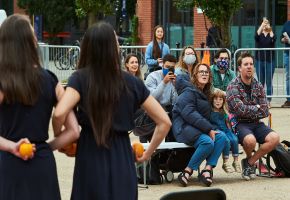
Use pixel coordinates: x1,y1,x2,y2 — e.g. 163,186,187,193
50,85,80,150
136,95,171,162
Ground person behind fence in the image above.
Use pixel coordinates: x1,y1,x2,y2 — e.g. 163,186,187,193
210,89,241,174
52,21,171,200
255,17,276,108
175,45,199,77
226,52,280,181
124,53,143,80
143,54,177,142
0,14,79,200
145,25,170,73
280,20,290,108
172,63,227,187
210,48,236,91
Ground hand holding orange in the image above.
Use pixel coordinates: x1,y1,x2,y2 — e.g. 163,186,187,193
132,142,144,158
19,143,33,157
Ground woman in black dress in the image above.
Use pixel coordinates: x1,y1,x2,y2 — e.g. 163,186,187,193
53,21,171,200
0,14,79,200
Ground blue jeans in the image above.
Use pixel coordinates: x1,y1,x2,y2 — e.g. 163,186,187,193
187,131,227,170
222,130,239,158
283,52,290,101
255,60,275,101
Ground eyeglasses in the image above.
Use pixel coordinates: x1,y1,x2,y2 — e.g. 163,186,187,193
164,65,175,69
185,52,195,55
198,70,209,76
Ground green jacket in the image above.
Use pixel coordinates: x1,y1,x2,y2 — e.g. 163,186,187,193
210,65,236,91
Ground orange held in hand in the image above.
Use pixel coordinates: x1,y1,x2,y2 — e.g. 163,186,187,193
132,142,144,158
19,143,33,157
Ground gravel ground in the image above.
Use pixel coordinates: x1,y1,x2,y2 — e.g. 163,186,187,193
52,107,290,200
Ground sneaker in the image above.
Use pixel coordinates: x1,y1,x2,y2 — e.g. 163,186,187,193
222,162,234,173
232,161,241,173
249,163,257,179
241,158,256,180
281,101,290,108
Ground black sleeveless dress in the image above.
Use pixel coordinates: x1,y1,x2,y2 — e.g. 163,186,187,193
0,69,61,200
68,70,149,200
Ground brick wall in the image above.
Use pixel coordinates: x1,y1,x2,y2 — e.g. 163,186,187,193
13,0,25,14
193,7,211,48
136,0,155,45
288,0,290,20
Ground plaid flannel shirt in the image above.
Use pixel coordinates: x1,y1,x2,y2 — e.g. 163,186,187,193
226,76,269,121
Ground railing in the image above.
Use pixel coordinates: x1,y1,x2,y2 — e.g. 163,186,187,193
38,44,290,99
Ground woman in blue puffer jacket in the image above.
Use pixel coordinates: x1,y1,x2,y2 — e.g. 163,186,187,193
172,63,227,187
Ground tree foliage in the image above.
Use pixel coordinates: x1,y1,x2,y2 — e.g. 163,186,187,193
75,0,116,27
17,0,76,40
174,0,242,48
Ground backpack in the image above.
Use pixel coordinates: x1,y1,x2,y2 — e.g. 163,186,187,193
137,153,162,185
266,141,290,177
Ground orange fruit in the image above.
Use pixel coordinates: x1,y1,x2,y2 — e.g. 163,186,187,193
19,143,33,157
132,142,144,158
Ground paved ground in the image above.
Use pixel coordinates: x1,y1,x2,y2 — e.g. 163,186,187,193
52,107,290,200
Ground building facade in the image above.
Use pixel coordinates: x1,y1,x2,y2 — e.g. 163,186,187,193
137,0,290,49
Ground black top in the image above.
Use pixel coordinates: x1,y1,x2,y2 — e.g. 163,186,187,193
0,69,57,142
255,32,276,61
67,69,150,200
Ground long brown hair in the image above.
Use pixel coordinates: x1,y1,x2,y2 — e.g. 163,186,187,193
0,14,41,105
191,63,213,100
124,53,142,80
177,45,199,71
78,21,126,147
152,25,164,59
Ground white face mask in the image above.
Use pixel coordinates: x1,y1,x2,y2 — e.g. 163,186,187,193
183,55,196,65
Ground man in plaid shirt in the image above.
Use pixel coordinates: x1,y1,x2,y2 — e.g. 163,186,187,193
226,52,280,181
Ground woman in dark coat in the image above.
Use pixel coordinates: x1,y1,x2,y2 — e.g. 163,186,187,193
172,63,227,187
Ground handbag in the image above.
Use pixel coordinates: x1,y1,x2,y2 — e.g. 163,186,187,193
133,109,156,137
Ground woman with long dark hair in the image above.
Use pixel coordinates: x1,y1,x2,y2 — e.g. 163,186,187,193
0,14,79,199
172,63,227,187
53,21,171,200
145,25,170,73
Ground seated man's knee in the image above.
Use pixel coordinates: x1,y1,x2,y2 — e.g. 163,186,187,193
265,131,280,146
243,134,256,147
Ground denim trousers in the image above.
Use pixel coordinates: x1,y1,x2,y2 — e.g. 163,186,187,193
284,52,290,101
222,130,239,158
255,59,275,101
187,131,227,170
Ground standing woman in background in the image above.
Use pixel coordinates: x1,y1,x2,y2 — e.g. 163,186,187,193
145,25,170,73
0,14,79,200
255,17,276,107
53,21,171,200
125,53,143,80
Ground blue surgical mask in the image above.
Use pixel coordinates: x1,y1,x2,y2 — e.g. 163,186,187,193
162,68,169,76
216,59,229,70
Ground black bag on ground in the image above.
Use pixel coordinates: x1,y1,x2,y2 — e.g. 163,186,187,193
137,153,162,185
164,148,195,172
266,141,290,177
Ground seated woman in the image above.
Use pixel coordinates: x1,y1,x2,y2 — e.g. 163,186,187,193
175,45,199,77
124,53,143,80
172,63,227,187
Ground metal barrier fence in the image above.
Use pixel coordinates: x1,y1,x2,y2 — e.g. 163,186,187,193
233,48,290,99
39,44,290,100
38,44,80,83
